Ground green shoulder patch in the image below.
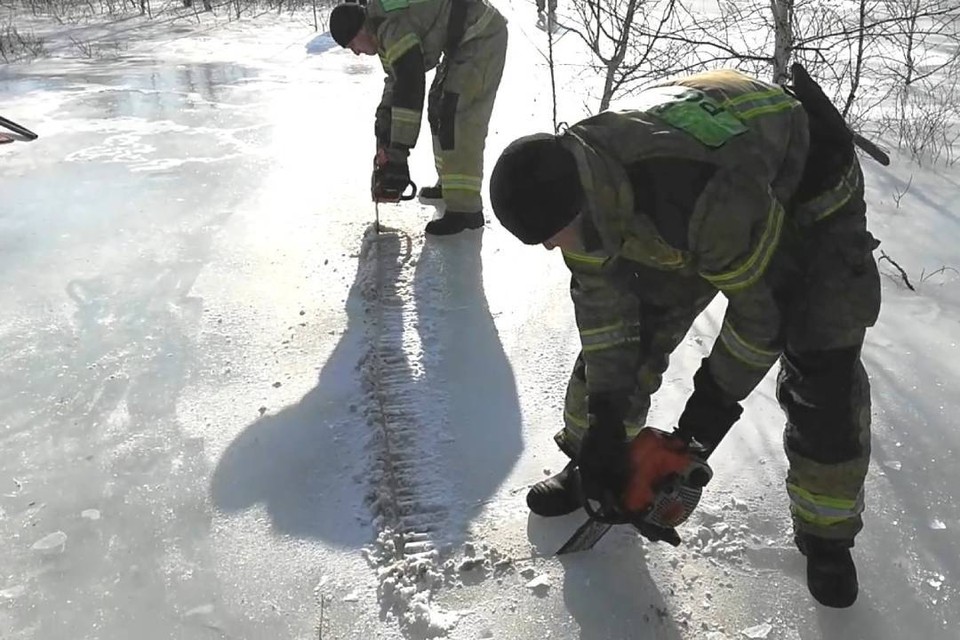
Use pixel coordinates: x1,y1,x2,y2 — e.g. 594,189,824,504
648,88,748,148
380,0,409,11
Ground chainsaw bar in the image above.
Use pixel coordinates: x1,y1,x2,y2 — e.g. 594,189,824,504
556,518,613,555
0,116,38,140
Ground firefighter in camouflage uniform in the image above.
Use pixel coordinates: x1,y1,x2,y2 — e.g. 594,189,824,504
329,0,507,235
489,68,882,609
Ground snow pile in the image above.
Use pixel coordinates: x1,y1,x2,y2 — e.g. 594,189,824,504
362,528,520,636
685,502,749,560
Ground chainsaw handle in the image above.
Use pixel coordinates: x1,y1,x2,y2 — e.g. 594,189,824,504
371,177,418,204
574,466,630,524
398,179,417,201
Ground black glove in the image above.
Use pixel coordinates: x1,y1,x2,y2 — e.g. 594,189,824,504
789,63,852,146
371,148,415,203
577,392,631,509
676,361,743,457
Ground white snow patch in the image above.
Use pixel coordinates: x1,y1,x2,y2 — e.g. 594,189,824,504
524,574,551,592
404,591,465,637
184,604,215,617
0,585,26,600
741,622,773,638
31,530,67,552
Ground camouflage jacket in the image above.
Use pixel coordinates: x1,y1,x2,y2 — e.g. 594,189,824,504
559,69,863,405
364,0,503,151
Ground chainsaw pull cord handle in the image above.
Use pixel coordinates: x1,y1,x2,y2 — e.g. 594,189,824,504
370,170,418,203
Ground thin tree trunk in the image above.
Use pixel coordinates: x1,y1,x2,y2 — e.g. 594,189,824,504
548,14,558,132
599,0,640,111
770,0,793,83
841,0,867,117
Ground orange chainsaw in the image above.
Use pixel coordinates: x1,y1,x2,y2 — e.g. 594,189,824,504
558,427,712,554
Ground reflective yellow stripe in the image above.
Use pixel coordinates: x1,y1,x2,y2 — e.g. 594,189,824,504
737,102,799,120
700,197,784,292
583,340,641,353
384,33,420,65
580,322,640,353
788,483,864,526
722,88,800,121
718,319,780,369
724,87,784,107
564,409,587,429
562,250,606,267
580,322,625,337
391,116,420,147
794,159,862,225
391,107,420,124
441,174,482,193
563,250,608,275
460,6,495,45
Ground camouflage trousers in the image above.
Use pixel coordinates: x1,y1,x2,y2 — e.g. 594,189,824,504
556,194,881,542
427,12,507,213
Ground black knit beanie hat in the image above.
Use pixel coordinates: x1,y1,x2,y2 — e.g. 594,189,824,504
490,134,583,244
330,3,366,47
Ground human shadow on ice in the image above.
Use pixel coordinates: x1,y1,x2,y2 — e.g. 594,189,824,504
526,515,683,640
211,227,521,548
743,543,900,640
410,229,523,542
209,229,391,547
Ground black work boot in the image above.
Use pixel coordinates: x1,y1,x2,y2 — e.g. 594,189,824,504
526,461,582,517
795,534,859,608
418,184,442,201
425,210,484,236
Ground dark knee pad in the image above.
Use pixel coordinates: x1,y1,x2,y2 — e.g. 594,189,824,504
778,346,867,463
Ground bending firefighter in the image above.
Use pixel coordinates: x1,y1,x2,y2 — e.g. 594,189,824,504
489,66,882,608
329,0,507,235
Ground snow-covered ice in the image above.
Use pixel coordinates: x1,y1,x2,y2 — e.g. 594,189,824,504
2,1,960,639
